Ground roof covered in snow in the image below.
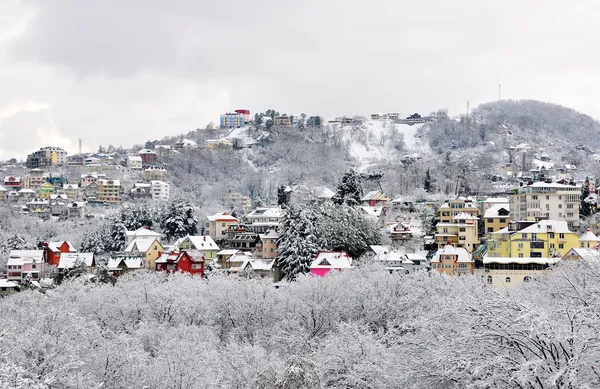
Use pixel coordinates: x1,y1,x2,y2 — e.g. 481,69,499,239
58,253,94,269
484,204,510,219
579,230,600,242
310,252,352,269
431,245,472,263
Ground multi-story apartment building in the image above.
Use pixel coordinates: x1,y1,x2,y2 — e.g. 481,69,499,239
26,147,67,168
435,212,480,253
63,184,80,200
438,196,479,223
150,180,170,201
97,179,121,203
487,220,579,258
143,166,167,181
24,169,45,189
220,112,245,129
430,244,474,275
510,182,582,229
246,207,283,233
234,109,251,122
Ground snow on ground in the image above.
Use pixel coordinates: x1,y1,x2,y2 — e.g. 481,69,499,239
225,126,250,140
339,120,430,171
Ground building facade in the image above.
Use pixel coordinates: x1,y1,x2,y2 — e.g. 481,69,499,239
510,182,582,229
97,179,121,203
220,112,245,129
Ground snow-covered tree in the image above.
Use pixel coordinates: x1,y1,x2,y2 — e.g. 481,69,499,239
332,170,363,206
277,205,321,280
160,198,198,242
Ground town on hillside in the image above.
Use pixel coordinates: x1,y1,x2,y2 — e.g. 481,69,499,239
1,106,600,295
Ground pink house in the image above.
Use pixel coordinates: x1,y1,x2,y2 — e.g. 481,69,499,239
310,252,352,277
6,250,46,283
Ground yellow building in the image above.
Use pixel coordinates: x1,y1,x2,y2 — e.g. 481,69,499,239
123,238,164,270
435,212,479,253
430,244,474,275
487,220,579,258
39,182,55,199
438,196,479,223
484,204,510,236
97,179,121,203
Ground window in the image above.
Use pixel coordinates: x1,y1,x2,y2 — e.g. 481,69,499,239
546,195,550,200
487,276,492,284
532,195,538,200
518,253,524,258
558,196,562,200
524,276,531,282
505,277,511,283
559,244,564,249
459,227,466,232
222,223,226,227
549,233,554,239
458,263,466,268
499,218,506,223
521,233,527,239
559,233,565,239
531,233,537,240
518,243,523,249
546,204,550,210
488,227,494,233
154,246,158,250
558,204,562,209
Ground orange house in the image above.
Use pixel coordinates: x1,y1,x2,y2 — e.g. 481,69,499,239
39,241,77,266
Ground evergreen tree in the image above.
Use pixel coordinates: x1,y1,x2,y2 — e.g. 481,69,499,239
95,261,117,285
277,205,321,280
277,185,288,206
106,222,127,252
160,199,198,241
64,258,90,279
80,223,110,255
265,119,274,130
333,170,363,206
581,177,593,218
424,169,434,193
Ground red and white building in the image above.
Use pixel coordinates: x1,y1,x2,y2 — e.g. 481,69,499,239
155,251,204,276
310,252,352,277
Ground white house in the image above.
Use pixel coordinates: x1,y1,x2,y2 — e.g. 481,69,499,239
127,156,143,170
125,227,162,245
150,180,170,201
245,207,283,233
0,279,19,295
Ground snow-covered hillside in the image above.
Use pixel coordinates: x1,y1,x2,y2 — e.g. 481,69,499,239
331,120,430,170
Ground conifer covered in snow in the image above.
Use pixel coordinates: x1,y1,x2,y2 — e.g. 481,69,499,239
160,198,198,241
277,204,320,280
332,170,363,206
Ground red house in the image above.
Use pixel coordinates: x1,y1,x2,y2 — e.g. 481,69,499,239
39,241,77,266
155,252,204,276
4,176,22,189
138,149,157,164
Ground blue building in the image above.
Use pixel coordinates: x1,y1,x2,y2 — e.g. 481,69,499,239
220,113,245,129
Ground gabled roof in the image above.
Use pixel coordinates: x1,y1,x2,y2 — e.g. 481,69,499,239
217,249,240,256
206,212,239,223
124,238,162,253
242,258,274,271
310,252,352,269
108,257,144,270
579,230,600,242
260,229,279,240
563,248,600,261
431,244,472,263
360,190,391,202
7,250,44,266
484,204,510,219
46,241,76,253
519,220,572,234
453,212,479,220
64,184,79,190
58,253,94,269
127,156,142,161
246,207,282,219
176,235,219,251
125,227,161,239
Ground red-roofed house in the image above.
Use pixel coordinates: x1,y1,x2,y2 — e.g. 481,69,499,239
155,251,204,276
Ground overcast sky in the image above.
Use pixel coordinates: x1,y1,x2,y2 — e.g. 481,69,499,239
1,1,599,160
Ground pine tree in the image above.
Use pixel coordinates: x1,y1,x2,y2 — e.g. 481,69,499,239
106,222,127,252
160,199,198,241
277,185,288,206
277,205,321,280
333,170,363,206
581,177,593,218
424,169,434,193
64,258,90,279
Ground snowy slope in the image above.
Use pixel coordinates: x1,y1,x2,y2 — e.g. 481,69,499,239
334,120,430,170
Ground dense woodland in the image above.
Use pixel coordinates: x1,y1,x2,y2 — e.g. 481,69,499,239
1,260,599,388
